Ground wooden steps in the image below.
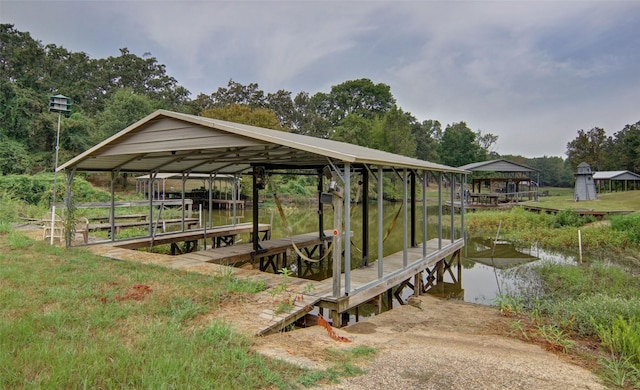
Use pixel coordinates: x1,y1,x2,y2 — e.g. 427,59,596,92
257,295,322,336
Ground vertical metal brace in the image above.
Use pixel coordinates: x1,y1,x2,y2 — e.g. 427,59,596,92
422,170,428,259
331,170,343,298
64,168,75,248
403,169,408,267
344,163,351,296
377,166,384,280
438,171,442,250
450,172,455,243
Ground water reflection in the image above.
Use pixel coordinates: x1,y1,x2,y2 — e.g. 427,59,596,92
462,240,577,305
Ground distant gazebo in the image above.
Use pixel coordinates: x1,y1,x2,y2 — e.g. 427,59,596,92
574,162,597,201
593,170,640,192
458,159,540,205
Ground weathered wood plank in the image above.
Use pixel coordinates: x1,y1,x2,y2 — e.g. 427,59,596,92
100,223,270,249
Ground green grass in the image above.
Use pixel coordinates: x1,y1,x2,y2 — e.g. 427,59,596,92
0,227,377,388
530,187,640,211
495,252,640,388
465,206,639,257
0,230,311,389
297,346,377,387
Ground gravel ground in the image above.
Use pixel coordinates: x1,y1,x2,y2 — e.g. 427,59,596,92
255,295,607,390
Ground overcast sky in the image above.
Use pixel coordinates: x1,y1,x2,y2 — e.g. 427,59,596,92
2,0,639,158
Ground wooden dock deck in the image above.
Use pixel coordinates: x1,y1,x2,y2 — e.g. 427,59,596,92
174,231,330,271
86,232,464,336
310,238,464,312
99,222,271,254
164,234,463,334
521,205,632,219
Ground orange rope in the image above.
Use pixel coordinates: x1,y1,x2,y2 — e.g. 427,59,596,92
318,314,351,342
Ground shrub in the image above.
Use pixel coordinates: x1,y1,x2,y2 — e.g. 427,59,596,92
610,214,640,245
597,314,640,368
554,208,592,228
539,295,640,337
0,174,51,205
0,174,112,207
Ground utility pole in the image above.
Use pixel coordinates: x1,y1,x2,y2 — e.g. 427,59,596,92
48,94,71,245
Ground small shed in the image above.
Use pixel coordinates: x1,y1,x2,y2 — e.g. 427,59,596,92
458,159,540,204
593,170,640,192
574,162,597,201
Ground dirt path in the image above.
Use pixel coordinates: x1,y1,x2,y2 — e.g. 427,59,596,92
254,295,607,389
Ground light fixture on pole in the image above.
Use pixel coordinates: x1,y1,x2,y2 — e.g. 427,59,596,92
48,94,71,245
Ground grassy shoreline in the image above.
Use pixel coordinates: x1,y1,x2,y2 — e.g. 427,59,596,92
0,228,377,388
464,203,640,388
2,187,640,388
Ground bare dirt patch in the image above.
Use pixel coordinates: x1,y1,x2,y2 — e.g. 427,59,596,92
253,295,607,389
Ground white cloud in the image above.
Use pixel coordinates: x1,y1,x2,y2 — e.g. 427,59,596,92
2,0,640,158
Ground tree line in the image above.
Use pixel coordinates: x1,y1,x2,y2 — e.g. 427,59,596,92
1,24,637,187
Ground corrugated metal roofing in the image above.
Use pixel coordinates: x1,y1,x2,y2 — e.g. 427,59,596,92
458,159,539,173
593,171,640,180
58,110,467,175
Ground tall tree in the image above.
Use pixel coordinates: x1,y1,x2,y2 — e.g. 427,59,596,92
207,79,266,109
43,44,100,111
312,78,395,126
266,89,295,131
201,104,285,131
96,48,190,111
607,121,640,172
475,130,499,157
0,24,45,90
290,92,331,138
331,114,374,147
61,112,95,154
94,88,154,142
565,127,607,171
437,122,486,167
0,138,32,175
373,106,415,157
412,119,441,162
525,155,573,187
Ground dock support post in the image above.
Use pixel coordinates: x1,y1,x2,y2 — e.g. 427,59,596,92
414,272,422,296
64,169,75,247
438,172,443,250
377,166,384,279
457,250,462,283
362,167,369,266
344,163,351,296
332,171,343,298
181,173,187,230
252,167,261,252
403,169,408,267
422,170,428,259
317,170,324,243
450,173,455,243
410,170,416,247
110,170,116,241
331,310,340,328
437,259,444,284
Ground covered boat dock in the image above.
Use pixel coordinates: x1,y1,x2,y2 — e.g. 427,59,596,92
459,159,540,206
57,109,469,328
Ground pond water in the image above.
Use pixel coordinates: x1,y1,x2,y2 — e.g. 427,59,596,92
198,203,581,307
459,242,577,305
